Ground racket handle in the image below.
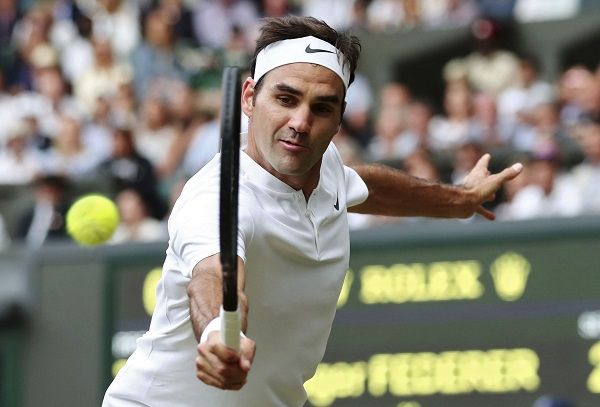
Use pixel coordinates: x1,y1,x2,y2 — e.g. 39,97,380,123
220,306,241,351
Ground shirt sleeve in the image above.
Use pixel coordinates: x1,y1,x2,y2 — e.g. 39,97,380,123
168,168,251,279
344,165,369,208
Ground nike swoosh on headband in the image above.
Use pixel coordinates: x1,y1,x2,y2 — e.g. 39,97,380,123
305,44,335,54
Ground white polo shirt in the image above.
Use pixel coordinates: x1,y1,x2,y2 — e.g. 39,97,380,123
103,143,368,407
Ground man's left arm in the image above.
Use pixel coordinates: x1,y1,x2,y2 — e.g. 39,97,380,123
349,154,523,220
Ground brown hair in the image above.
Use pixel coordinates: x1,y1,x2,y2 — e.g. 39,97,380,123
250,16,361,89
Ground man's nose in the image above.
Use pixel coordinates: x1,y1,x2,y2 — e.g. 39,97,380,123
288,105,312,134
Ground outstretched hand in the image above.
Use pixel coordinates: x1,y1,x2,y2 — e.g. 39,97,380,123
462,154,523,220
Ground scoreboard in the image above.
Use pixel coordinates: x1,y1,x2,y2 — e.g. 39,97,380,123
105,217,600,407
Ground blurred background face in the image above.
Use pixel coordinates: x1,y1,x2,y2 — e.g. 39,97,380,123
141,99,168,129
408,102,431,134
145,11,173,47
35,68,65,101
454,142,482,172
473,93,497,125
169,84,196,120
56,116,82,153
559,66,593,104
444,83,472,118
533,103,559,130
519,60,537,86
579,123,600,163
112,128,135,157
379,83,411,109
375,108,403,141
403,150,439,181
529,160,556,195
100,0,121,13
117,189,147,225
262,0,290,17
92,37,113,67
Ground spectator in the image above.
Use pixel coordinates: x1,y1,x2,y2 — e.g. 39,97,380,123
192,0,258,50
80,96,115,162
444,19,519,95
99,126,167,220
8,4,53,91
429,81,483,153
38,114,100,180
131,9,187,99
134,96,180,179
0,0,19,59
162,82,205,177
15,174,71,248
111,82,137,128
367,0,411,32
499,152,581,220
571,117,600,214
14,64,84,140
403,149,441,181
74,35,132,114
302,0,354,30
473,91,512,148
91,0,140,61
497,55,555,137
557,65,597,126
181,115,221,177
56,4,94,84
146,0,197,47
379,81,413,110
349,0,370,31
405,99,434,148
260,0,298,18
332,123,364,166
512,101,575,155
366,105,414,162
0,119,42,184
110,188,167,244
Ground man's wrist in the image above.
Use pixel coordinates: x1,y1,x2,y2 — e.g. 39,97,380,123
199,316,246,344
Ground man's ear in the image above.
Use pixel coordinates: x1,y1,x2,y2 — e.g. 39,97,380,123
241,77,256,118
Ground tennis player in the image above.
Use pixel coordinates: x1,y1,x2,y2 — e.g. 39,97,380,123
103,16,522,407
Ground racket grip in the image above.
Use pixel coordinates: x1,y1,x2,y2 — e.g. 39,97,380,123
220,306,241,351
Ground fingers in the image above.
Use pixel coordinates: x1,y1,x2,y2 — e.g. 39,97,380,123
239,337,257,372
475,153,491,171
476,205,495,221
195,333,256,390
498,162,523,182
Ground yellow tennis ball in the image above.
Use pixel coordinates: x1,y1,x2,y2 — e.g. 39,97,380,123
66,194,120,246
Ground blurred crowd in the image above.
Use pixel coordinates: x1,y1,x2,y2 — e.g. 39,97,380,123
0,0,599,249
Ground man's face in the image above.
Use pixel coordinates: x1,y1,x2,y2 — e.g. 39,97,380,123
242,63,345,190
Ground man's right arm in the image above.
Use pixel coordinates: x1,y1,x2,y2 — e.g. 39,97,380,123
187,254,255,390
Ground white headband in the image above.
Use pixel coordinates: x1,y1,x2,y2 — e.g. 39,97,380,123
253,36,351,90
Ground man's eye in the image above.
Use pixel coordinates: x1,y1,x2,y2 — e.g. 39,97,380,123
313,105,333,115
277,96,293,105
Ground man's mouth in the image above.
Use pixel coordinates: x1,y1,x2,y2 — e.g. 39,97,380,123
279,139,308,152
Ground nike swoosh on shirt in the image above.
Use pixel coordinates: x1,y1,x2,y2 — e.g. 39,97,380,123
305,44,335,54
334,196,339,211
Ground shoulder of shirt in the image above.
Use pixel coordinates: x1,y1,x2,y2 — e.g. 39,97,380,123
324,142,344,167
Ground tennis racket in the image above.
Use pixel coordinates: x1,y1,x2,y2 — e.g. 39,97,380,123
219,66,242,351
